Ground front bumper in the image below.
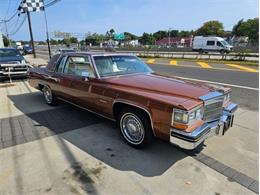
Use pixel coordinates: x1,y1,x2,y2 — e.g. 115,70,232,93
0,63,32,78
170,103,238,150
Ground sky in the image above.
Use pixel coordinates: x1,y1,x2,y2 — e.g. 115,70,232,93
0,0,259,41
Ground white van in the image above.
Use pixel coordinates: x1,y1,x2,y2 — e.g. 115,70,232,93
192,36,233,53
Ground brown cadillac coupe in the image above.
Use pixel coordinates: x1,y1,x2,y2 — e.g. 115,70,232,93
29,52,237,149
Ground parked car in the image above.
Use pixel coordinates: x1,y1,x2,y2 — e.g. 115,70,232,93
28,52,237,149
0,48,32,80
54,48,76,55
192,36,233,53
22,46,33,55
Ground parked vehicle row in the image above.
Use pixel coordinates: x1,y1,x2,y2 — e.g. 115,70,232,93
0,48,32,80
28,52,237,149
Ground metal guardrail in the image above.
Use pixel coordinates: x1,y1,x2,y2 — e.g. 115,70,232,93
35,48,259,61
88,50,258,61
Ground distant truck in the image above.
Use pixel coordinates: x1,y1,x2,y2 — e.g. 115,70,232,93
16,42,23,50
192,36,233,54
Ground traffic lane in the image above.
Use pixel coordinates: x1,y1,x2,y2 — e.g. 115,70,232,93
149,64,258,88
149,64,258,111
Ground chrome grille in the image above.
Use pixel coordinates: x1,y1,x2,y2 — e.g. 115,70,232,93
203,96,224,122
2,61,20,64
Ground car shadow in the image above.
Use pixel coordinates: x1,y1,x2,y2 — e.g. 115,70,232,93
8,92,204,177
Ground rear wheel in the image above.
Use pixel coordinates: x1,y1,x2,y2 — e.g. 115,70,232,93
42,85,57,106
118,108,154,149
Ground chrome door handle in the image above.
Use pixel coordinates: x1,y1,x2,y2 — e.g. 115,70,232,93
46,76,59,82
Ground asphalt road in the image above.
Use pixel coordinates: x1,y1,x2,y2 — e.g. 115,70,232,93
149,64,259,111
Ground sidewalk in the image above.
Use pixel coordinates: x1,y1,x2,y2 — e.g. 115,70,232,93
24,55,48,67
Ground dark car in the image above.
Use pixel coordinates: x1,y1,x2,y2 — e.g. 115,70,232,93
0,48,32,80
28,52,237,149
23,46,33,55
54,48,77,55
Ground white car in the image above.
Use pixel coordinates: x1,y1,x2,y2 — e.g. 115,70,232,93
192,36,233,54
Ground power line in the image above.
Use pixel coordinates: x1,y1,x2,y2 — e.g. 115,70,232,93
4,0,12,20
9,15,26,35
45,0,61,7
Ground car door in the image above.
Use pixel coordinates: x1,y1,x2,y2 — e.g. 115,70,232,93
216,41,224,51
61,55,99,112
205,40,216,51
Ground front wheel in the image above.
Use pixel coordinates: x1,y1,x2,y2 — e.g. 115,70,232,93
118,108,154,149
42,85,57,106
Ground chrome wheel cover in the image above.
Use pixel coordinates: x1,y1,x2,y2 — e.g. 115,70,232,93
120,113,145,144
43,86,52,104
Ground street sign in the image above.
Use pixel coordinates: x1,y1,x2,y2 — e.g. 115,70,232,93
114,33,125,40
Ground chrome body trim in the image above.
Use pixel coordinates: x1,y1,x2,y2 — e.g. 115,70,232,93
0,63,32,68
113,100,156,136
199,91,223,101
170,102,237,150
2,71,28,75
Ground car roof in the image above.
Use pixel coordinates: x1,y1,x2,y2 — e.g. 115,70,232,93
64,51,135,57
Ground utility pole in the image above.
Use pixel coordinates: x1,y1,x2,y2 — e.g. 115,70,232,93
26,11,36,58
43,3,51,59
168,27,171,47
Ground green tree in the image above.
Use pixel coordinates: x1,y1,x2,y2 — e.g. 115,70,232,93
85,33,105,45
124,32,138,40
153,31,168,40
178,30,193,37
232,19,244,36
3,35,10,47
232,18,259,42
139,32,155,45
106,28,115,38
70,37,78,44
50,39,58,45
195,20,225,36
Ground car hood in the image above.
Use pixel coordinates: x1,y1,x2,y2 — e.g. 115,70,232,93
104,73,224,109
0,55,24,64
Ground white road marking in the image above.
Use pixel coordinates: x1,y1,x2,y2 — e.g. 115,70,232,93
175,76,259,91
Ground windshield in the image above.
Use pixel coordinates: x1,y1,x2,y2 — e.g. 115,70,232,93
221,40,230,46
0,49,21,57
93,55,152,77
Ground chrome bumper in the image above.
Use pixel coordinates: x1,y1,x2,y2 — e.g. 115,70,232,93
170,103,238,150
0,63,32,77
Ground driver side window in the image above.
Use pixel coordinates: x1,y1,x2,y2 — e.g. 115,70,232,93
56,56,67,73
217,41,223,47
63,56,95,78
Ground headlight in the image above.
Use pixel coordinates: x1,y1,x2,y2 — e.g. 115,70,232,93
21,60,26,64
172,106,203,126
173,111,188,124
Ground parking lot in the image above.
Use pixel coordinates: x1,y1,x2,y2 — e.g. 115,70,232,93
0,54,258,194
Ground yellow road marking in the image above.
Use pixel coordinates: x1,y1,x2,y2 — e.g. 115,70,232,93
146,59,155,64
225,64,258,73
0,168,13,184
170,60,177,65
197,62,212,68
